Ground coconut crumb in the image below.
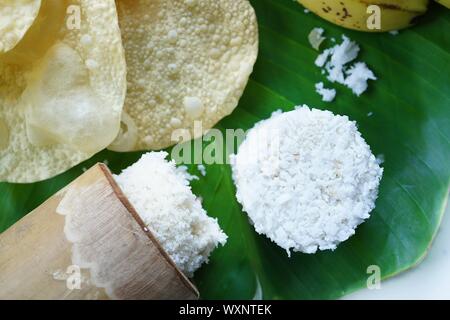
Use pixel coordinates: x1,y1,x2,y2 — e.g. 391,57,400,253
376,154,385,165
197,164,207,177
344,62,377,96
315,82,336,102
114,152,227,276
176,165,199,182
313,34,376,99
315,48,331,68
308,27,325,50
325,35,360,84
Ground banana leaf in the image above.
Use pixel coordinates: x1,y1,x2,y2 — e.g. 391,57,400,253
0,0,449,299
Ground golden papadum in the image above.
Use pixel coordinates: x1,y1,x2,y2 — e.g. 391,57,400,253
111,0,258,151
0,0,126,183
0,0,41,53
1,0,258,182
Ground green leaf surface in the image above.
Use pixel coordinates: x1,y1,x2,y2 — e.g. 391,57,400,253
1,0,449,299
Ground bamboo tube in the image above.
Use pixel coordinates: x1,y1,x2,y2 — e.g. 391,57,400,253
0,164,199,300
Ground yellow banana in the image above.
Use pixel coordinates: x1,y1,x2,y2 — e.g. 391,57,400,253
298,0,429,32
435,0,450,9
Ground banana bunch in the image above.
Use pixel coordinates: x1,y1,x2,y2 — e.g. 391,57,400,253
436,0,450,9
298,0,447,32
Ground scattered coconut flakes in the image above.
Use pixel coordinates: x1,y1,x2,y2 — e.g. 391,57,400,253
176,165,199,182
315,48,331,67
330,36,360,66
326,62,346,84
325,35,360,84
308,27,325,50
304,9,310,14
314,34,376,99
389,30,399,36
344,62,377,96
315,82,336,102
376,154,385,165
230,106,383,255
115,152,227,276
197,164,207,177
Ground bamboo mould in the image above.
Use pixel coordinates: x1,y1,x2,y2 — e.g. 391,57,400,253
0,164,199,300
